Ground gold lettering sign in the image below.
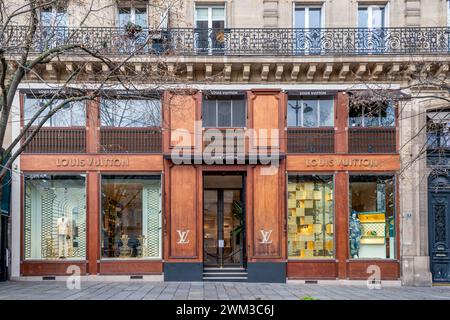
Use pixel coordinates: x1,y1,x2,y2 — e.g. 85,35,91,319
56,158,130,168
305,158,379,168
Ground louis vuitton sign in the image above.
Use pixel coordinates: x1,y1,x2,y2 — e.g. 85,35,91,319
287,155,400,172
306,158,379,168
56,157,130,168
21,154,163,172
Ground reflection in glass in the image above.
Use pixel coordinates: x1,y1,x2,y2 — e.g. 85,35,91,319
24,97,85,126
135,7,148,27
101,176,161,259
302,99,318,127
319,99,334,127
288,175,334,259
100,99,161,127
309,8,322,29
24,175,86,260
349,101,395,127
203,190,218,265
349,175,395,259
287,96,334,127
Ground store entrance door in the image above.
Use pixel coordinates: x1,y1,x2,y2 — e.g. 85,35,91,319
203,174,245,267
429,175,450,283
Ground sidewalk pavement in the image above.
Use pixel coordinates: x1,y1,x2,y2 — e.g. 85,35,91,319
1,281,450,300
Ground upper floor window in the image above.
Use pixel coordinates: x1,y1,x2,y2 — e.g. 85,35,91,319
349,100,395,127
427,109,450,150
287,96,334,127
195,5,225,29
40,5,67,27
24,97,85,127
118,5,148,28
448,0,450,27
202,95,246,128
100,98,161,127
294,6,322,28
358,5,386,28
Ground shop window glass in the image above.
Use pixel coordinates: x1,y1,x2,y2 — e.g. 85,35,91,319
24,97,86,127
24,175,86,260
288,175,334,259
202,97,246,128
287,96,334,127
349,175,396,259
101,175,162,259
100,99,161,127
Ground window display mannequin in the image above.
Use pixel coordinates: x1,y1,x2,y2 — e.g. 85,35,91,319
349,210,362,258
57,213,71,258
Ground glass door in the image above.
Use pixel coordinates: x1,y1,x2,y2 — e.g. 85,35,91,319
203,188,243,267
294,6,322,54
39,6,68,50
358,5,386,53
203,190,218,266
195,6,226,54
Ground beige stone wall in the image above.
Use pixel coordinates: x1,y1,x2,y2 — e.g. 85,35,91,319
3,0,447,28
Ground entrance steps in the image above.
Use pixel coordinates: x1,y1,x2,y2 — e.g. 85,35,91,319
203,267,248,282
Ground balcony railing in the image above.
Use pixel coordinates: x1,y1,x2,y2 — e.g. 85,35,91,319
348,127,397,153
287,128,335,153
100,127,162,153
23,127,86,153
2,26,450,56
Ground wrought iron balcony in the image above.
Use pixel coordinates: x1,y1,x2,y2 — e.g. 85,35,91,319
2,25,450,56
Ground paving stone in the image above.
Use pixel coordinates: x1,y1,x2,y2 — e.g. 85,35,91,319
2,281,450,300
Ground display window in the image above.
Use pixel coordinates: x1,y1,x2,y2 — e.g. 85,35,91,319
101,175,162,259
287,175,334,259
24,174,86,260
349,175,396,259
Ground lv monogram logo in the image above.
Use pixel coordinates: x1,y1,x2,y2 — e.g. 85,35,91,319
260,230,273,244
176,230,190,244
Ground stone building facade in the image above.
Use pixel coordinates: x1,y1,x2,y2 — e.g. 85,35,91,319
1,0,450,286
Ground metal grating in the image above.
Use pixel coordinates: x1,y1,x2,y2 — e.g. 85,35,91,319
287,128,335,153
24,127,86,153
100,128,162,153
348,128,397,153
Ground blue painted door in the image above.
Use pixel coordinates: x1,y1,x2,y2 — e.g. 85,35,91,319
429,177,450,283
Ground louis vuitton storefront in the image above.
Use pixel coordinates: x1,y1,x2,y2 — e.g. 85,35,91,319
9,88,401,283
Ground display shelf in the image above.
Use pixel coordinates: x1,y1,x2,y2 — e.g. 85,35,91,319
358,211,386,245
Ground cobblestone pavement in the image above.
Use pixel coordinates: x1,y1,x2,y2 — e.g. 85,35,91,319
1,281,450,300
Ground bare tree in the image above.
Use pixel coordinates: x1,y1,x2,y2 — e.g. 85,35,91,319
0,0,188,183
346,61,450,184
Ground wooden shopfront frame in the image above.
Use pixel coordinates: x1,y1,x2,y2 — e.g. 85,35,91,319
285,165,401,280
19,154,164,276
